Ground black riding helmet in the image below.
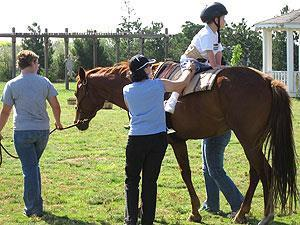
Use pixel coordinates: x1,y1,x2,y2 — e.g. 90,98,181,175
200,2,227,43
200,2,228,23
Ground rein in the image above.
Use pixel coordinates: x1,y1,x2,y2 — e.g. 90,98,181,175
0,119,89,166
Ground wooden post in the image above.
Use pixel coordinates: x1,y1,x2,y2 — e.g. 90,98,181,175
11,27,16,78
127,37,131,59
115,29,120,63
140,37,145,55
93,31,97,67
164,28,169,61
44,28,49,77
64,28,69,90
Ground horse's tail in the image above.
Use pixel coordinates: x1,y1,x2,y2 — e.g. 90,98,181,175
264,79,298,213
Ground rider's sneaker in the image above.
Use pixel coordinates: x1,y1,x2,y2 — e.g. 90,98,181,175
167,128,176,134
164,99,177,114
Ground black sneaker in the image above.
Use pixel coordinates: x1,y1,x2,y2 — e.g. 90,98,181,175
23,212,43,218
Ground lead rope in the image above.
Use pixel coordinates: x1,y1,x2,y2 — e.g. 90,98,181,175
0,119,89,166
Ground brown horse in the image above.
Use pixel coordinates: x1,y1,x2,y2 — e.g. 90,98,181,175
73,62,298,225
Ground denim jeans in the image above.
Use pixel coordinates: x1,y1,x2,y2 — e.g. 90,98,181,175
201,130,244,212
180,56,212,73
124,132,167,225
14,130,49,216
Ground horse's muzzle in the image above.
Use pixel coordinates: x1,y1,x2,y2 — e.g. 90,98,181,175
75,120,90,131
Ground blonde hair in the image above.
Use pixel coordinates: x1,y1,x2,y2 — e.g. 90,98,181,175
16,50,39,70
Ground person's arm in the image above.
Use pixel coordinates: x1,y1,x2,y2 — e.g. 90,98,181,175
207,50,218,68
161,79,188,93
215,51,222,66
47,96,63,129
0,104,13,139
207,50,223,69
161,63,195,92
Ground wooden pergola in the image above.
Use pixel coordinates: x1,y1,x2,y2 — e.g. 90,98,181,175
255,9,300,97
0,27,171,90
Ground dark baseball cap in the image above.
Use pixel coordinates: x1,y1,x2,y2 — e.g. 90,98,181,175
129,54,156,73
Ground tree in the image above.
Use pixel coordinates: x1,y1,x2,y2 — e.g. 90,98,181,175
169,21,203,61
222,19,262,69
21,22,54,75
0,42,13,81
230,44,243,66
116,0,166,61
272,5,299,71
48,40,66,81
71,38,113,70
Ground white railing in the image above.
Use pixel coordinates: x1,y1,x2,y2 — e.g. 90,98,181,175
295,71,300,97
268,71,300,97
270,71,287,85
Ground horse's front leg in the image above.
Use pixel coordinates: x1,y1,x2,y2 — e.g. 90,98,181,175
170,140,202,223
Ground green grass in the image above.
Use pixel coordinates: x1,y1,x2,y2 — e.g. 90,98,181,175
0,82,299,225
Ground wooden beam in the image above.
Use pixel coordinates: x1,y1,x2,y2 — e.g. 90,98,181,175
11,27,16,78
44,28,49,77
64,28,69,90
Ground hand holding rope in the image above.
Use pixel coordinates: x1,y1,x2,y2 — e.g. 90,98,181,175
0,119,89,166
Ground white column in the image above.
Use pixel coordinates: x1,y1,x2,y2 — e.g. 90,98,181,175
262,29,272,73
299,32,300,72
286,29,294,96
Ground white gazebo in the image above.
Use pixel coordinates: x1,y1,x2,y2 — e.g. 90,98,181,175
255,9,300,97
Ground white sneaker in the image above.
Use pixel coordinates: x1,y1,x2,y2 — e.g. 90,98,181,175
164,99,177,114
167,128,176,134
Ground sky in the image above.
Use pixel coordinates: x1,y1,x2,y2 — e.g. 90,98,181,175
0,0,299,36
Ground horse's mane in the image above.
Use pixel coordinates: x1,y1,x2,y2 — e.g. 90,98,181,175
77,61,165,81
85,61,130,78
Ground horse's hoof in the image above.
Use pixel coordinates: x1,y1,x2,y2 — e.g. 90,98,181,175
233,214,247,224
258,213,274,225
188,213,202,223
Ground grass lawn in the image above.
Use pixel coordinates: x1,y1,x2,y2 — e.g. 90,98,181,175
0,82,299,225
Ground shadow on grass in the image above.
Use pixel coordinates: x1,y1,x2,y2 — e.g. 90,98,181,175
41,211,112,225
247,217,292,225
154,218,209,225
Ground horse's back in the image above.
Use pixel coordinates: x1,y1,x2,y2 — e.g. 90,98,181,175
172,66,274,140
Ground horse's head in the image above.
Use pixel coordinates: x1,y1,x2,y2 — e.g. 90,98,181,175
74,67,105,130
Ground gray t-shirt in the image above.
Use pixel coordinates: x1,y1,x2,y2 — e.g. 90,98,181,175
1,73,58,130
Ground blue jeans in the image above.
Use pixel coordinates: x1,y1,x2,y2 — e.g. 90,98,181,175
14,130,49,216
180,56,212,73
201,130,244,212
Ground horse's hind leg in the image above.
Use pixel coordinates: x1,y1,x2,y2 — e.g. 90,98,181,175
237,144,274,225
170,140,202,223
234,165,259,223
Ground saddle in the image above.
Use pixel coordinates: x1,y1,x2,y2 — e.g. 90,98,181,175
154,61,222,96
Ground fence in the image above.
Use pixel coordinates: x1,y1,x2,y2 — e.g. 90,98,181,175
270,70,300,97
0,27,171,89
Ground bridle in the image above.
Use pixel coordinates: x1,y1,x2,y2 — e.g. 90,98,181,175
75,78,103,122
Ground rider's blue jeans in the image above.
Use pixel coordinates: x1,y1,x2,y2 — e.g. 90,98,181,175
201,130,244,212
14,130,49,216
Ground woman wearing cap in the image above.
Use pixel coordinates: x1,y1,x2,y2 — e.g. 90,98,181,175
165,2,228,114
122,54,194,225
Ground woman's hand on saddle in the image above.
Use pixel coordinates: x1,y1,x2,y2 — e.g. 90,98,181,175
55,122,64,130
214,65,227,69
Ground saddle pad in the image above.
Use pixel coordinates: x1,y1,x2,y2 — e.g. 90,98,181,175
154,61,222,96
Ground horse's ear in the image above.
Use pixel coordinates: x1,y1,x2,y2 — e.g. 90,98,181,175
78,67,86,82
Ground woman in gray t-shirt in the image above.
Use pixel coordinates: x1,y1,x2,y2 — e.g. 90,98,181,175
0,50,63,217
